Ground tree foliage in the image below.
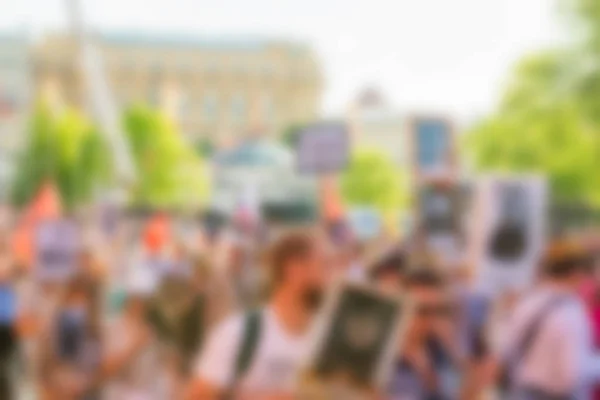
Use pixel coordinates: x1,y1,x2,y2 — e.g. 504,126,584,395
11,103,112,210
341,148,409,213
123,105,209,209
465,0,600,205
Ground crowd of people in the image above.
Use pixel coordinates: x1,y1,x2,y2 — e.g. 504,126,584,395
0,207,599,400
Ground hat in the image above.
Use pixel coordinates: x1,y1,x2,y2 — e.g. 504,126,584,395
369,249,407,280
542,238,589,276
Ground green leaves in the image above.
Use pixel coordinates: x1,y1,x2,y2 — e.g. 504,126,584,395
341,148,409,214
123,104,209,209
465,51,600,206
11,103,112,210
465,0,600,207
11,102,209,211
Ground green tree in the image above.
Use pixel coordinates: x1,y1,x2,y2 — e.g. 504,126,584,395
123,105,209,209
465,0,600,205
196,138,215,158
281,124,303,149
11,103,112,210
341,148,409,214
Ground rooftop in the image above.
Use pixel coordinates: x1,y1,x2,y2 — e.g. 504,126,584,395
214,139,293,168
98,31,309,54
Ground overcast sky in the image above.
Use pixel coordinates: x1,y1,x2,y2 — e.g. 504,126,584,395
2,0,562,122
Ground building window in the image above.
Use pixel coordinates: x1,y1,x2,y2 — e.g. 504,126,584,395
203,93,218,121
148,86,161,108
231,93,245,122
260,93,274,122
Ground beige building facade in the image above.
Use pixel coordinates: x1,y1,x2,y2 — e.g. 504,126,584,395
347,88,409,167
33,32,323,144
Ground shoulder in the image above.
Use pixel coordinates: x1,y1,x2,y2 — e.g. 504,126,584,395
207,312,247,344
548,297,588,326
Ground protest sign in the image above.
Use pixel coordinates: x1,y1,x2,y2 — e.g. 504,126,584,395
304,282,407,394
469,176,547,295
296,123,349,174
418,183,468,267
409,116,455,183
35,219,80,281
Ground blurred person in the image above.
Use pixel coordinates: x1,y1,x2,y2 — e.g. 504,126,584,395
577,246,600,400
227,239,263,309
369,248,408,296
450,266,493,399
0,241,17,399
79,249,109,285
341,241,368,282
147,273,206,375
497,239,600,399
186,231,326,400
102,280,174,400
189,255,235,331
43,278,102,399
387,268,464,400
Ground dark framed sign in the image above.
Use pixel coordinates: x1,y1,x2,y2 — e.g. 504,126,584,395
304,282,407,393
296,123,350,174
419,184,461,236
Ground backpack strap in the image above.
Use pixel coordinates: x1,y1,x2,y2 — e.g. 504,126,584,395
503,295,569,389
223,309,263,399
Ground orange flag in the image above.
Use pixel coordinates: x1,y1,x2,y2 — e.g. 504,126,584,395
143,212,171,255
12,182,62,269
320,175,345,223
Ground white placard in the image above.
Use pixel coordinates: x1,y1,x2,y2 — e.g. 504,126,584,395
470,176,547,296
35,219,81,281
296,123,349,174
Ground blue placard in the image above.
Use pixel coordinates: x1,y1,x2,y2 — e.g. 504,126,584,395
415,119,450,169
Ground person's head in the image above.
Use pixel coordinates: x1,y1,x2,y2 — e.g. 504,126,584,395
370,249,408,295
62,278,92,312
542,238,589,289
450,264,475,292
191,255,211,289
124,295,148,319
405,268,452,339
268,230,325,311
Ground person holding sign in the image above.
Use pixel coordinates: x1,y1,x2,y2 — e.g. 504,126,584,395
186,231,326,400
496,239,600,399
387,268,464,400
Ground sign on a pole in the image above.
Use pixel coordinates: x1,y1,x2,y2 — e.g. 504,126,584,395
35,219,81,281
410,116,455,183
296,123,350,174
418,184,467,267
469,176,547,295
303,282,407,394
